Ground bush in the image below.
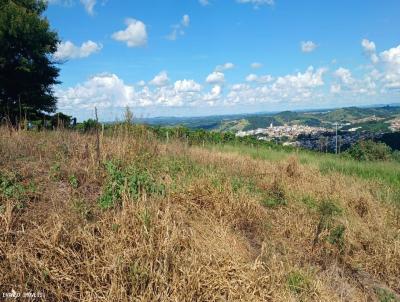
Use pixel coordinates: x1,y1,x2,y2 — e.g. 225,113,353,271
346,140,393,161
98,161,165,209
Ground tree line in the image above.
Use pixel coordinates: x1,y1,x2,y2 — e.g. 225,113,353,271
0,0,60,126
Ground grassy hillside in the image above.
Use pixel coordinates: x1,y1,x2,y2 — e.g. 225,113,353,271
149,106,400,132
1,127,399,301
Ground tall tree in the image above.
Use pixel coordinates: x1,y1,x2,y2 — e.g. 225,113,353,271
0,0,60,124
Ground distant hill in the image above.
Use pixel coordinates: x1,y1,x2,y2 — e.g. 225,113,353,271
138,105,400,133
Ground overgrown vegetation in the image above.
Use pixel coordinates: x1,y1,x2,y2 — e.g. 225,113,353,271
0,127,399,301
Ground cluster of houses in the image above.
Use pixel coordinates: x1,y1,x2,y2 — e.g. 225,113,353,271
236,123,330,139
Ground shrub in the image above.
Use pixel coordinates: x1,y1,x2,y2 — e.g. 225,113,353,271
98,161,165,209
346,140,392,161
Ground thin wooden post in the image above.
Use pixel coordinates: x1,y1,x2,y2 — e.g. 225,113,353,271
95,107,100,165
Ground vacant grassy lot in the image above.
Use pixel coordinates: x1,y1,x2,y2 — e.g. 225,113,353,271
210,144,400,188
1,127,399,301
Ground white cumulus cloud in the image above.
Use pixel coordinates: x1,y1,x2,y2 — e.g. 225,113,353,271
361,39,379,64
54,40,102,60
174,79,202,92
215,62,235,71
379,44,400,89
150,71,170,87
301,41,317,53
112,18,147,47
206,71,225,84
246,74,273,83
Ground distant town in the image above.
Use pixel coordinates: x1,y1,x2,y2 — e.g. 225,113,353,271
236,122,384,153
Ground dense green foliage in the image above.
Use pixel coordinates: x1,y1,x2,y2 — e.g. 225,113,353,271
0,0,59,124
346,140,393,161
99,160,165,209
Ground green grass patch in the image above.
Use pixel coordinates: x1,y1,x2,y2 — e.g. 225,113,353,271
98,160,165,209
376,288,400,302
287,271,311,295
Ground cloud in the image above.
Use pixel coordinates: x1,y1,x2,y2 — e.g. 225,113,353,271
206,71,225,84
330,84,341,94
53,40,102,60
226,66,327,106
301,41,317,53
236,0,274,7
361,39,376,53
334,67,354,85
245,74,258,82
56,73,136,109
166,14,190,41
150,71,170,87
245,73,273,83
204,85,222,105
80,0,96,15
47,0,96,14
215,62,235,72
56,73,206,110
361,39,379,64
174,79,202,92
199,0,210,6
182,14,190,27
251,62,263,69
331,67,376,95
359,40,400,90
379,44,400,89
112,18,147,47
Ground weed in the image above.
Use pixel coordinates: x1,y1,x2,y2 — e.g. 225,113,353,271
287,271,310,295
68,175,79,189
376,288,400,302
72,199,92,220
262,180,287,208
138,209,151,233
49,163,61,180
327,224,346,251
313,200,342,248
129,262,150,290
111,223,120,232
98,161,165,209
301,195,318,210
0,171,26,200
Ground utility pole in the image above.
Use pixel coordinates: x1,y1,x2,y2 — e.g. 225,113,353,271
335,122,338,155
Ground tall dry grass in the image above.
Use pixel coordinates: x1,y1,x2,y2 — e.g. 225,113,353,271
0,127,399,301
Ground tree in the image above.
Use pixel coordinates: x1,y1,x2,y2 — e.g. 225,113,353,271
346,140,392,161
0,0,60,124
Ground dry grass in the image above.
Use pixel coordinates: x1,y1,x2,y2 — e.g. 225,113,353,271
0,127,399,301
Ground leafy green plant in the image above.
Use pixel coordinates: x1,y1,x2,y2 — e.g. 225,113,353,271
301,195,318,210
0,171,25,200
327,224,346,251
68,175,79,189
49,163,61,180
98,161,165,209
261,180,287,208
287,271,310,295
376,288,400,302
313,200,342,248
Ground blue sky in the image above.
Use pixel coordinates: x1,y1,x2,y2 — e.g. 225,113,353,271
46,0,400,121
